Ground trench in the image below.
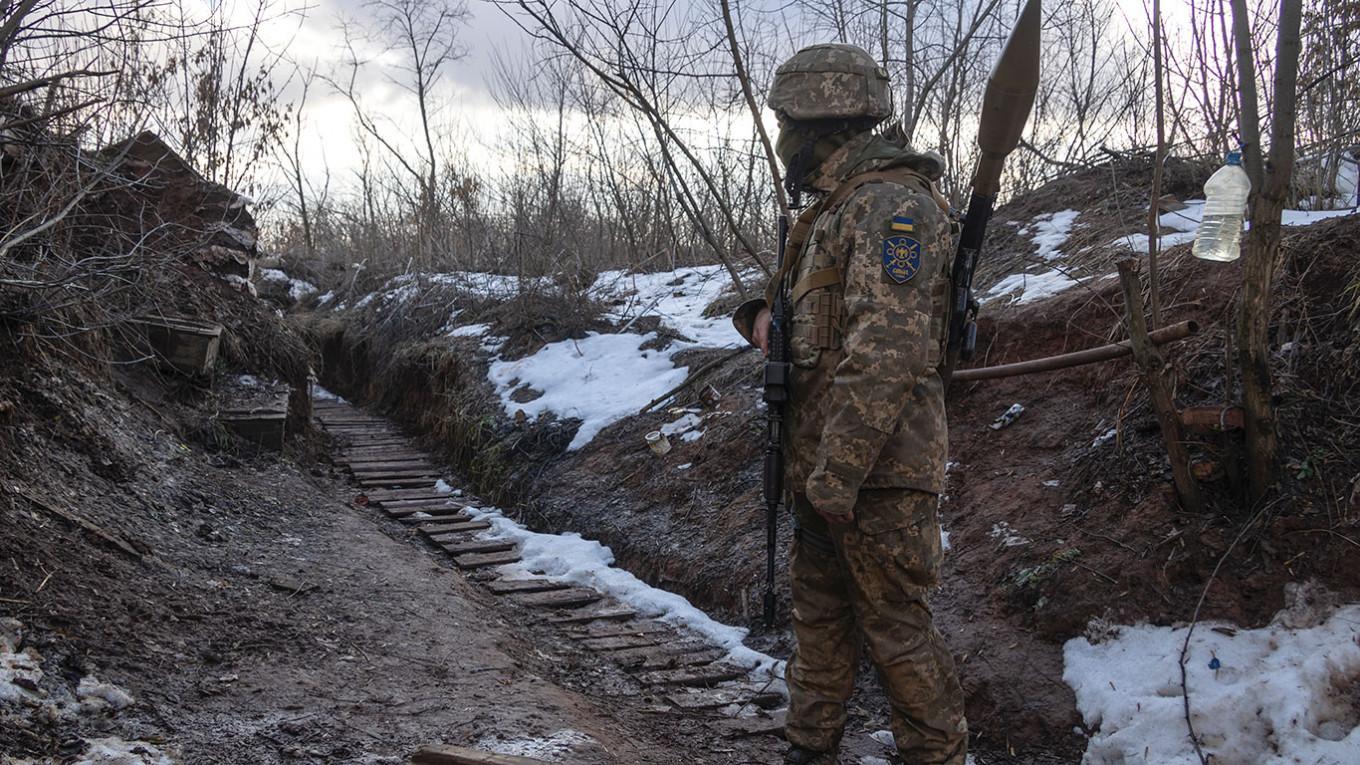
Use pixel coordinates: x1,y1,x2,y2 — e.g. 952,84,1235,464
298,315,783,635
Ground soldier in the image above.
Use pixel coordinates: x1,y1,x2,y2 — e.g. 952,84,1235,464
732,44,967,765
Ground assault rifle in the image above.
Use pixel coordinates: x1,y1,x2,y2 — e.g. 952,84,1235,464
762,214,791,628
945,0,1043,372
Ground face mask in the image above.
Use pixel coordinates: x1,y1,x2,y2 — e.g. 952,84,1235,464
775,123,804,170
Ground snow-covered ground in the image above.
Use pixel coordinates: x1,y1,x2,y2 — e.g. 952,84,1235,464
1064,595,1360,764
990,196,1359,305
258,267,317,301
489,265,744,450
3,619,174,763
459,502,785,682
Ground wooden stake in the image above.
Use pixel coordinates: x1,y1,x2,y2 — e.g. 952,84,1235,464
1117,260,1204,513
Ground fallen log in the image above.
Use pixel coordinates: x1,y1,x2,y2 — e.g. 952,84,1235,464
952,319,1198,382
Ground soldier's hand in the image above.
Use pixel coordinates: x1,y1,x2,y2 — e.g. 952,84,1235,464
752,307,772,356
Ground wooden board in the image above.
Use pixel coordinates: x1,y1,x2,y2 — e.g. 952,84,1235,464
665,687,782,711
411,744,551,765
546,605,636,625
366,487,458,502
382,498,467,510
342,459,435,471
338,443,424,454
579,633,667,652
398,512,472,525
420,520,492,535
634,648,728,671
636,663,745,687
356,473,435,484
350,465,435,476
452,550,522,569
512,588,601,609
441,539,516,556
389,507,468,521
485,579,569,595
607,640,712,668
713,710,786,738
565,621,671,640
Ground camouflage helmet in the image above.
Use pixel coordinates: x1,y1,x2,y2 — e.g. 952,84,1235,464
767,43,892,123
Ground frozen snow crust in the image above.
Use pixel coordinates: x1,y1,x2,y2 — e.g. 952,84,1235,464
1064,602,1360,764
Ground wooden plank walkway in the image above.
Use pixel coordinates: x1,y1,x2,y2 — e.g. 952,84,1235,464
313,395,785,743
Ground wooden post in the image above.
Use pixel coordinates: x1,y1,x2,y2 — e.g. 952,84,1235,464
1117,260,1204,513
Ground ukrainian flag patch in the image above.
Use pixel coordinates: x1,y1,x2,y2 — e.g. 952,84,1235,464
890,215,915,233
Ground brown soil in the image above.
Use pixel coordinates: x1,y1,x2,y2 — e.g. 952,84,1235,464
0,355,809,764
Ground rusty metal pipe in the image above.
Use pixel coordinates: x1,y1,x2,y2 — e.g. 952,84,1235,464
952,320,1199,382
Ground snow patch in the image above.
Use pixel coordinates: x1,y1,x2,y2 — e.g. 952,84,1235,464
464,505,785,680
449,322,491,338
1,618,42,704
312,385,346,403
660,412,702,437
434,479,455,494
259,268,317,301
489,332,689,450
77,675,134,711
989,522,1031,547
1024,209,1080,260
983,269,1078,305
485,266,748,449
72,737,175,765
475,729,594,761
1114,198,1358,253
1064,601,1360,765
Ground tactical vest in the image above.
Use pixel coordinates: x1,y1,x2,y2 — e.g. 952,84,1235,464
769,168,954,372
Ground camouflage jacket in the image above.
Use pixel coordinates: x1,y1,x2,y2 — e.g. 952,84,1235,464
738,132,953,517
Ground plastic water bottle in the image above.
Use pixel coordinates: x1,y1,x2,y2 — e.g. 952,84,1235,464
1192,151,1251,262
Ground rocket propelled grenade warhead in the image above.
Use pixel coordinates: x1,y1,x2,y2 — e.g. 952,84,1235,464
945,0,1042,372
971,0,1042,198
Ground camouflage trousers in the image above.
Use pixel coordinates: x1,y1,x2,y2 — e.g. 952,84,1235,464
785,488,967,764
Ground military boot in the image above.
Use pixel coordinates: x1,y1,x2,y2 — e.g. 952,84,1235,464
784,745,837,765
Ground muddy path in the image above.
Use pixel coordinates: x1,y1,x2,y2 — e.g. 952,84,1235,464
0,374,787,764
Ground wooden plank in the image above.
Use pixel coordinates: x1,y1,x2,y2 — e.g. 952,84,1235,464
452,550,521,569
636,664,745,687
485,579,569,595
420,520,492,535
338,448,427,459
381,498,467,510
713,710,786,738
398,512,472,525
364,487,453,501
580,633,667,652
353,468,440,480
388,506,468,521
412,744,551,765
635,648,729,671
341,459,435,471
665,687,782,711
546,605,636,625
356,473,435,484
512,588,601,609
441,539,516,556
607,640,711,668
565,621,671,640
